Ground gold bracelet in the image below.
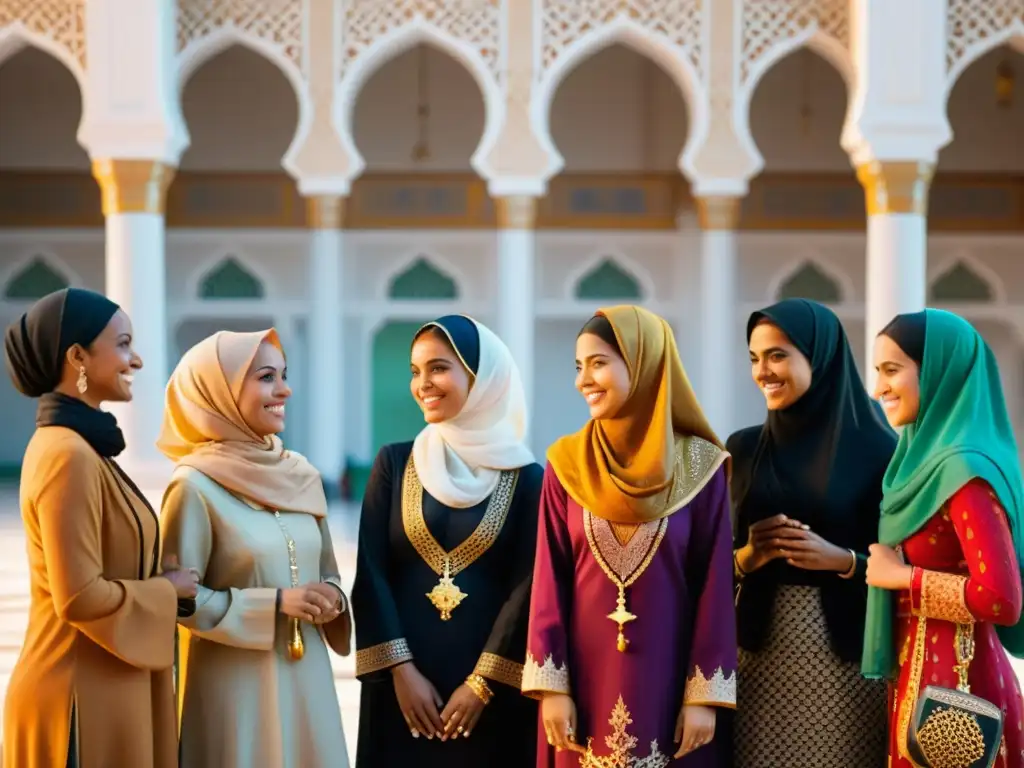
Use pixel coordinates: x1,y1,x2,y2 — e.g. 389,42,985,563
839,549,858,579
465,673,494,704
733,549,748,579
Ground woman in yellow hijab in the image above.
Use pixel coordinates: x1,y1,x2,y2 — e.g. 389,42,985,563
522,306,737,768
158,329,351,768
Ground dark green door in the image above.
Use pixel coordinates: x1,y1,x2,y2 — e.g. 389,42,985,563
372,320,428,452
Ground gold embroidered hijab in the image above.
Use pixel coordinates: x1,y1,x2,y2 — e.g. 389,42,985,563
157,329,328,518
547,305,726,524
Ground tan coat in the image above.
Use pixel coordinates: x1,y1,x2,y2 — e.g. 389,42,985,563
162,467,351,768
2,426,180,768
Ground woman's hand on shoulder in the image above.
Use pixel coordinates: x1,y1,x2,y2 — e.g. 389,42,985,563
865,544,913,590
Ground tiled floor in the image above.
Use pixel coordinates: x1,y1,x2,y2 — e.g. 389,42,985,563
0,487,363,763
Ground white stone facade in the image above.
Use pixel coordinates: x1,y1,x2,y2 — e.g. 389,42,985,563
1,0,1023,489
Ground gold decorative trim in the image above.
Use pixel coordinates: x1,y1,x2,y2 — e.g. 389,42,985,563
521,651,570,698
306,195,345,229
918,570,973,624
696,195,741,230
355,638,413,676
856,160,935,217
653,435,729,522
496,195,536,230
474,652,524,689
402,458,518,619
92,159,176,215
581,695,671,768
684,665,737,708
897,617,928,764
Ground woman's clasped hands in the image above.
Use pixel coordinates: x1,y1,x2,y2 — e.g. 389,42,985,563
279,582,344,624
736,514,854,573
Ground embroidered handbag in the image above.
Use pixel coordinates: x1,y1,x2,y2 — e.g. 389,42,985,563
907,623,1004,768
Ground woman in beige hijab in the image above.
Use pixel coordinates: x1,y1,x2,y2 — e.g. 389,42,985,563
158,329,351,768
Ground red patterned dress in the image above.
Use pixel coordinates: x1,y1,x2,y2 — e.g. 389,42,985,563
890,478,1024,767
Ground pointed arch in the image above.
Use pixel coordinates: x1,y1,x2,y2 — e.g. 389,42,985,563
946,25,1024,98
564,251,655,302
534,17,707,182
178,29,311,177
198,257,266,300
185,249,275,301
574,258,644,301
928,257,1002,303
0,25,86,96
768,259,850,304
3,255,71,300
388,256,459,300
336,23,504,185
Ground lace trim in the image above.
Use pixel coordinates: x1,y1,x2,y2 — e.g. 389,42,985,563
683,665,737,708
919,570,973,624
521,651,570,697
474,652,524,689
355,638,413,676
581,695,671,768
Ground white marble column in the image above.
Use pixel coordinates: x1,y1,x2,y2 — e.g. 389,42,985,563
856,161,931,378
79,0,187,490
92,160,175,482
495,196,536,437
696,196,740,439
305,195,345,492
843,0,950,384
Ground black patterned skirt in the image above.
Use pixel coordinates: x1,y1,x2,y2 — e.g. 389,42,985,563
734,585,887,768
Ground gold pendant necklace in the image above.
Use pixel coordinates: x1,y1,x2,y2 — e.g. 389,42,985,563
583,511,668,653
273,510,304,660
425,557,468,620
401,458,518,621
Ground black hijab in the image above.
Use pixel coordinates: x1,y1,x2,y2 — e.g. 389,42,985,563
880,311,926,367
728,298,897,662
4,287,126,457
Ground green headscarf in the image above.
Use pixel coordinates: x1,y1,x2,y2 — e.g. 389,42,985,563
862,309,1024,679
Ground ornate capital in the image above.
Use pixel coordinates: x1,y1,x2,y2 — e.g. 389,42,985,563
696,195,742,231
855,160,934,216
91,159,175,216
306,195,346,229
495,195,537,230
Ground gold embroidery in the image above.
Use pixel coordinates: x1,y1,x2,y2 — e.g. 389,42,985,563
401,458,518,620
898,617,928,766
584,511,667,653
580,435,725,653
474,652,524,689
684,665,736,708
521,651,570,697
581,695,671,768
919,570,973,624
355,638,413,676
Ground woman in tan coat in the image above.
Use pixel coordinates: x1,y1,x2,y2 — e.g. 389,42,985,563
158,328,351,768
1,287,199,768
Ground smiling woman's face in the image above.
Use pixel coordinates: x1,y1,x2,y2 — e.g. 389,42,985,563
748,320,812,410
409,329,471,423
873,333,921,427
236,341,291,437
575,332,631,420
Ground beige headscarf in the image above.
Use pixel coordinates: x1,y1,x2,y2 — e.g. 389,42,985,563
157,329,327,518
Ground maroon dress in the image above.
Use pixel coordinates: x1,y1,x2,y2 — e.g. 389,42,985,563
523,437,737,767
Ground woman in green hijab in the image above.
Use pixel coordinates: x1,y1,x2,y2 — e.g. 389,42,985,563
864,309,1024,768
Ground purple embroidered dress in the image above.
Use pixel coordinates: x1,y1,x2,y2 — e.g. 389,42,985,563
523,437,737,767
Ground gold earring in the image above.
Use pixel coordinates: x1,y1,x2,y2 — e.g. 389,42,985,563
76,367,88,395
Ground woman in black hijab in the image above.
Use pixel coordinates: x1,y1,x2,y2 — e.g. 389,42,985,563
3,288,198,768
727,298,896,768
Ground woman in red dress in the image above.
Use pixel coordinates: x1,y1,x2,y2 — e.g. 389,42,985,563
865,309,1024,767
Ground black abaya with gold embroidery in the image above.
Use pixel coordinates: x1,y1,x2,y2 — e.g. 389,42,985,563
352,441,541,767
